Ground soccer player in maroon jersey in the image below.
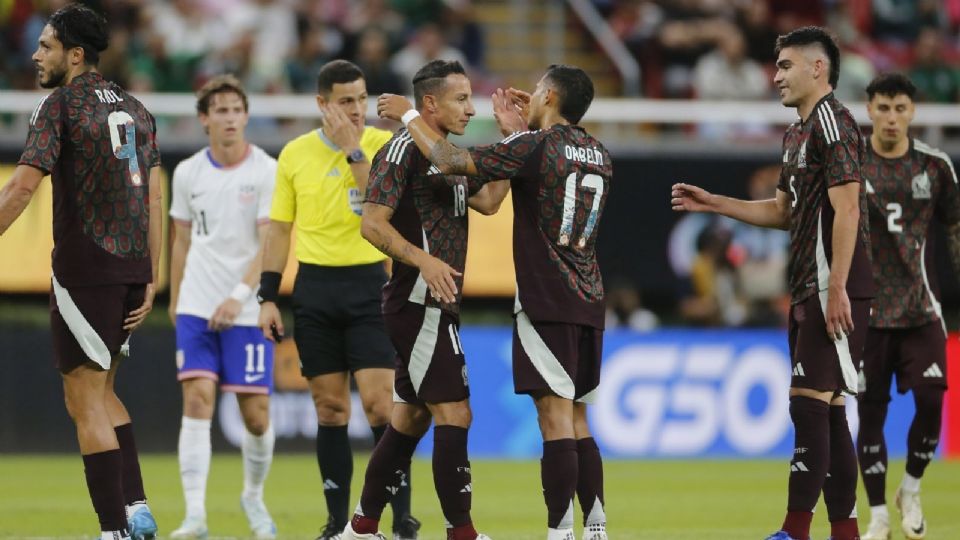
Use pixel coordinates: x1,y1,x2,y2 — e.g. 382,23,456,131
672,27,874,540
0,5,162,540
378,64,611,540
343,60,508,540
856,73,960,540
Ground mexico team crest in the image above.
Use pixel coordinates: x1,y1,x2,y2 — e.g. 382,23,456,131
912,172,931,199
797,141,807,169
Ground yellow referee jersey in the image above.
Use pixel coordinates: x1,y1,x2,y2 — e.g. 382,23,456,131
271,126,392,266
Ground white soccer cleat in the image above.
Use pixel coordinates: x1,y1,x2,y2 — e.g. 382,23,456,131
896,487,926,539
475,535,493,540
861,513,890,540
168,517,208,539
547,528,575,540
582,522,608,540
342,522,387,540
241,495,277,540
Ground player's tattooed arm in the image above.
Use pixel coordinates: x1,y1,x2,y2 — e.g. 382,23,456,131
361,202,462,303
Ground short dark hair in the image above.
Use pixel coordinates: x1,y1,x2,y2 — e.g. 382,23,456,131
865,72,917,101
47,3,109,66
317,60,364,96
196,74,249,114
775,26,840,89
412,60,467,108
543,64,594,124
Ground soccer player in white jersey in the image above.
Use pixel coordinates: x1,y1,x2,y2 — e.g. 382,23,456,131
167,75,278,540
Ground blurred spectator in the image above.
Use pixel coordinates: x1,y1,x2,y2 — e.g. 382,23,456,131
908,26,960,102
145,0,229,91
440,1,484,68
220,0,299,92
344,0,405,46
354,26,404,95
654,2,731,97
605,280,660,332
286,15,344,94
768,0,824,33
872,0,945,42
735,0,778,64
828,2,878,102
390,0,446,29
679,225,747,327
390,22,468,94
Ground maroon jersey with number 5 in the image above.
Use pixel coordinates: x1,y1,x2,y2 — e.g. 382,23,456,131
469,125,612,329
18,71,160,287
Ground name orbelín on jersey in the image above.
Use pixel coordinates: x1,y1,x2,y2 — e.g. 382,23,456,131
862,137,960,328
777,93,874,305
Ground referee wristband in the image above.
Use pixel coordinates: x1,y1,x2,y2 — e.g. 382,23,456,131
258,271,282,304
401,109,420,127
229,283,253,303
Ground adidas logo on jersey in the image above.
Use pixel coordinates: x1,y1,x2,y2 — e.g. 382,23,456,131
791,462,809,472
792,363,806,377
327,167,341,177
864,461,886,475
922,363,944,378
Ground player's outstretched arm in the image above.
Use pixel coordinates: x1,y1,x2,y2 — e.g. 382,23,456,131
0,165,44,235
361,202,461,303
124,166,163,332
167,220,191,325
671,182,790,230
377,94,479,176
468,180,511,215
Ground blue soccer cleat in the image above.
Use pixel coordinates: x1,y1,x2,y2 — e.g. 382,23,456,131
765,532,803,540
128,506,158,540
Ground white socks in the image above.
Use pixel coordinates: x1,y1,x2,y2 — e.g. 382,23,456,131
242,424,275,500
870,504,889,522
178,416,212,521
901,472,921,493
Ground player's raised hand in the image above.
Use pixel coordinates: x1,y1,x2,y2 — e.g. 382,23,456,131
671,183,717,213
377,94,414,122
418,254,462,304
209,298,242,332
258,301,285,343
320,103,361,151
507,87,531,120
825,286,854,342
124,283,155,331
492,88,527,136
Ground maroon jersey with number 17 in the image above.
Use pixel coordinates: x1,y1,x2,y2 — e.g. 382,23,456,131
469,124,612,329
18,71,160,287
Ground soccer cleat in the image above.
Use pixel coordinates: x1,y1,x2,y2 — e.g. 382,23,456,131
582,522,607,540
861,512,891,540
547,528,575,540
317,515,345,540
341,521,387,540
475,535,493,540
128,506,158,540
168,517,208,539
896,487,926,539
763,532,801,540
392,514,421,540
241,495,277,540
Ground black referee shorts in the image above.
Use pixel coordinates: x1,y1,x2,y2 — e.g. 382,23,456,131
291,262,395,378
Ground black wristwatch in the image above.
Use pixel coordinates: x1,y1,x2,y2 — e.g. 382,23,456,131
346,148,366,164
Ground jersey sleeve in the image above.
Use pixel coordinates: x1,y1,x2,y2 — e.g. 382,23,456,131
777,131,790,193
269,146,297,223
258,157,278,223
817,108,862,188
465,175,485,196
168,161,191,222
144,111,161,168
366,135,413,210
468,130,542,182
934,155,960,226
18,92,64,174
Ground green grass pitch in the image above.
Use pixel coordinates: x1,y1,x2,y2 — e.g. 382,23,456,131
1,455,958,539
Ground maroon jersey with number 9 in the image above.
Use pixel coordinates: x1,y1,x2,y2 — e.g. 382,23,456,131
469,125,612,328
18,71,160,287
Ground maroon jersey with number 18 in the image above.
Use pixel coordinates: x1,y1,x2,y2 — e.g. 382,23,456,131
776,93,875,304
18,71,160,287
469,124,612,329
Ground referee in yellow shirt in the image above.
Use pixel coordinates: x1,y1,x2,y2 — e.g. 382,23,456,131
258,60,418,540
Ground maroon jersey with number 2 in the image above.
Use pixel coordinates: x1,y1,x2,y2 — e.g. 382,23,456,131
18,71,160,287
469,125,612,328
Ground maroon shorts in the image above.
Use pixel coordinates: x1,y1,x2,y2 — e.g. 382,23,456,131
384,302,469,405
787,292,870,395
512,312,603,403
860,322,947,403
50,280,147,373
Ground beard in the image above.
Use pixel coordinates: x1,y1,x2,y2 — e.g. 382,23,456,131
38,63,67,89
